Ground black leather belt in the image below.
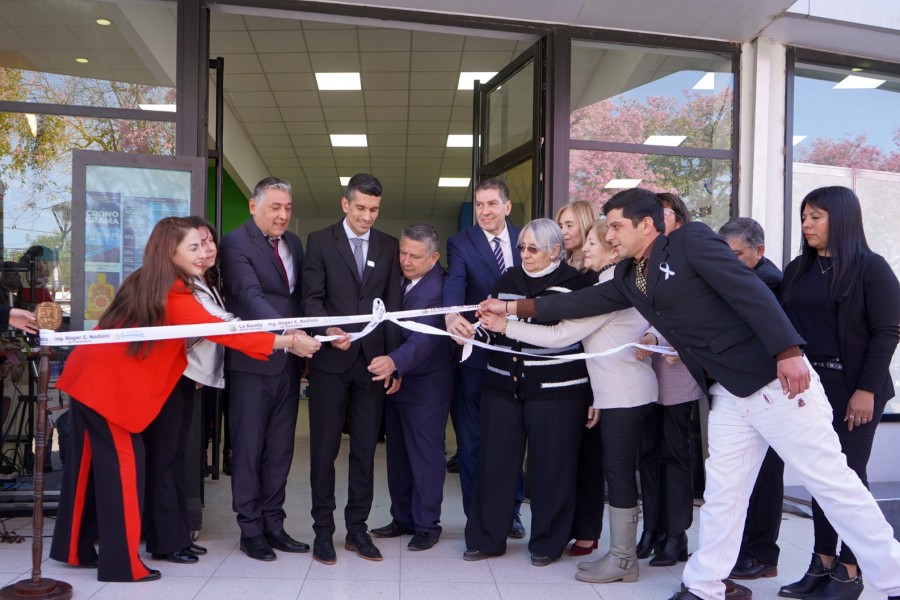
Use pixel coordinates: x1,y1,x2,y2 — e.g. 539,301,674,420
810,360,844,371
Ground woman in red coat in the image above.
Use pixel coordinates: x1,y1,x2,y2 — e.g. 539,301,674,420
50,217,313,583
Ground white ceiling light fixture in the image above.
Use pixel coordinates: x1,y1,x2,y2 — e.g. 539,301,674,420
693,72,715,90
438,177,470,187
339,177,351,186
643,135,687,147
446,134,473,148
833,75,885,90
792,135,807,146
25,114,38,137
96,18,112,26
604,178,642,189
315,72,362,91
139,103,177,112
330,134,368,147
75,57,89,64
457,72,498,91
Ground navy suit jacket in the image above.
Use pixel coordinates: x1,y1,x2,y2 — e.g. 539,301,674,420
302,221,402,375
219,218,304,375
533,222,804,398
389,263,455,405
443,222,521,370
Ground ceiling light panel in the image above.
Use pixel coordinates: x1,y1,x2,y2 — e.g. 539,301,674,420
604,179,642,189
457,72,498,90
438,177,470,187
643,135,687,146
833,75,885,89
315,72,361,90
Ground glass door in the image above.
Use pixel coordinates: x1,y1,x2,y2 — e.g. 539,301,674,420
473,40,545,223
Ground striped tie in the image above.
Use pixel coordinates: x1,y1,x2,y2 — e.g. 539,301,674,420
492,237,506,273
351,237,365,278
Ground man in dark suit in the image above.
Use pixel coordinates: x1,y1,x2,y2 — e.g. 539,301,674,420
220,176,319,561
482,188,900,600
301,173,402,565
369,223,454,552
718,218,784,580
443,178,525,538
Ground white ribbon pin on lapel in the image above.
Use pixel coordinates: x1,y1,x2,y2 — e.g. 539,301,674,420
659,262,675,280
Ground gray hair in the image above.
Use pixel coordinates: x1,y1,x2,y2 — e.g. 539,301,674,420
718,217,765,248
401,222,440,255
252,176,292,206
519,218,566,262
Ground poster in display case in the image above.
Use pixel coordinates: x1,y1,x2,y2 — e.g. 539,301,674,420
71,150,206,331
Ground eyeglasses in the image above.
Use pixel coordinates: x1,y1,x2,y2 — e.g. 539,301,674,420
516,244,542,255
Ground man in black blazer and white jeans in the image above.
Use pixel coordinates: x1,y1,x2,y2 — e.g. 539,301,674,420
482,188,900,600
302,173,402,565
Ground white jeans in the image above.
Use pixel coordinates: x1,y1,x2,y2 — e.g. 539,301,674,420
682,361,900,600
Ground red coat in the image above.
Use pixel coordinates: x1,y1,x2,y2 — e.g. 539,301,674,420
58,280,274,432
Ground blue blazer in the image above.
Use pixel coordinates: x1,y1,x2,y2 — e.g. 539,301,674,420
219,219,304,376
443,222,521,370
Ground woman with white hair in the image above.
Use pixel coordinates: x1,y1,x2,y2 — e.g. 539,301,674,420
463,218,593,567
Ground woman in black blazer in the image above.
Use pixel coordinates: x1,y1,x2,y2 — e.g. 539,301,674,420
779,186,900,600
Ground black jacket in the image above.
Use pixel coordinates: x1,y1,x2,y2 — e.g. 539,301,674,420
483,263,592,402
782,251,900,401
532,222,805,398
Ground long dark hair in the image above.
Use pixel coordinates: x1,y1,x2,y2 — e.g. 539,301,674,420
781,186,870,307
184,215,220,288
98,216,198,356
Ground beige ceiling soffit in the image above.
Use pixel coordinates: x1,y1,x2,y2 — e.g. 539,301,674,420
113,3,177,87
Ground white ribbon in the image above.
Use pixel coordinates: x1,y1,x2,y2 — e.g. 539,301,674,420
40,299,677,363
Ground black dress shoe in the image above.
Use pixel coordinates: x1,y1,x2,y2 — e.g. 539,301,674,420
668,589,702,600
725,579,753,600
265,530,310,553
530,553,554,567
371,520,415,538
463,549,499,561
509,514,526,539
806,562,863,600
636,529,663,559
407,532,438,551
151,549,199,564
345,532,383,561
730,554,777,579
137,569,162,582
446,452,459,473
187,542,207,556
780,553,831,598
240,534,276,561
313,535,336,565
650,532,689,567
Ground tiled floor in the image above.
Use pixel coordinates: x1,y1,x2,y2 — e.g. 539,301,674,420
0,401,891,600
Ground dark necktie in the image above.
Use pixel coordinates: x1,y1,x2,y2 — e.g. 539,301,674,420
492,237,506,273
271,237,289,287
351,237,365,278
401,277,411,295
634,257,648,295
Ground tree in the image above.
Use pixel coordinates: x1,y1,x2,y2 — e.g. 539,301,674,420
795,130,900,173
568,87,733,221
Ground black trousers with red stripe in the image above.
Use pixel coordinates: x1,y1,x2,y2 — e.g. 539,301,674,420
50,399,151,582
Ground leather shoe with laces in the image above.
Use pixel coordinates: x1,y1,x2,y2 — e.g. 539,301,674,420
407,532,439,551
313,535,336,565
265,530,310,553
151,549,199,564
345,532,383,561
724,579,753,600
509,514,526,539
730,554,777,579
240,534,276,561
371,520,415,538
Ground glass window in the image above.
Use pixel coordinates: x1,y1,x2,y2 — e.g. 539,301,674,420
486,61,534,163
0,0,177,320
569,150,732,229
1,112,175,317
568,40,737,226
570,42,734,150
789,57,900,415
